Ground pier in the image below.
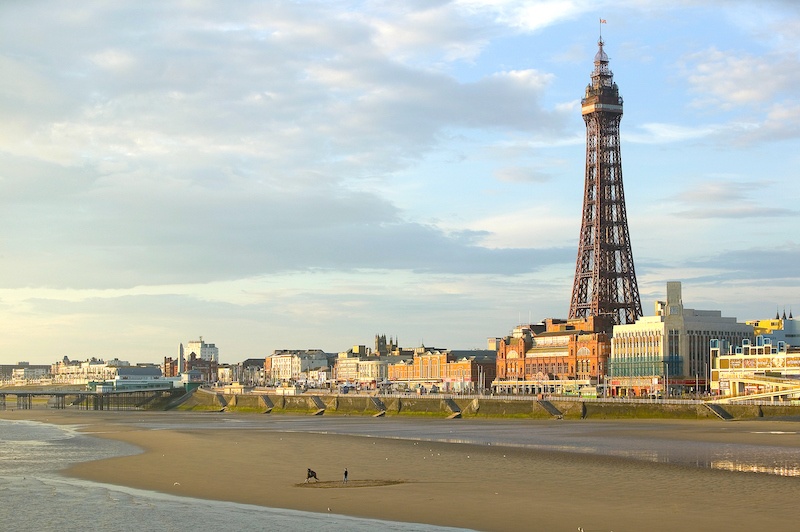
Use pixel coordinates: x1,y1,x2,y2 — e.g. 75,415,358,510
0,388,183,411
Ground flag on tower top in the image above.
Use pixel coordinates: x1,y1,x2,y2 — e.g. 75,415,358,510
600,18,607,24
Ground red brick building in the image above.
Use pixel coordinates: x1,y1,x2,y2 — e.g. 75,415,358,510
495,317,610,394
184,352,218,383
388,349,496,393
162,356,180,378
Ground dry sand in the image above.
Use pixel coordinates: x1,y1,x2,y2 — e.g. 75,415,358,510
4,409,800,532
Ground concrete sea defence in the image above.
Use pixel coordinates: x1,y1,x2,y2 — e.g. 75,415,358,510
171,389,800,421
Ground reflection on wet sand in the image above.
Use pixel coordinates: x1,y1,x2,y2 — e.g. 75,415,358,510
10,410,800,478
383,427,800,477
712,460,800,476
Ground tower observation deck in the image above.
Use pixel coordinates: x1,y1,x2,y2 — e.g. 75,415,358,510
568,38,643,326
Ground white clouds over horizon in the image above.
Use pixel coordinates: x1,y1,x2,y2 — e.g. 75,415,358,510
0,1,797,363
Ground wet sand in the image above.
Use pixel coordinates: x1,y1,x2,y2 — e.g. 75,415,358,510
4,410,800,532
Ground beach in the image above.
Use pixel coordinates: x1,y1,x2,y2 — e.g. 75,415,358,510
3,410,800,531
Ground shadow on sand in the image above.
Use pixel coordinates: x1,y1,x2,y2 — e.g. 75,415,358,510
298,479,405,488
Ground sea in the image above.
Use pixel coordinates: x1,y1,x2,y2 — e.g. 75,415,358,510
0,418,468,532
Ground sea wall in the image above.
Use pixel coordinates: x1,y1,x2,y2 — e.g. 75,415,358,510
758,405,800,418
168,391,800,421
580,401,717,420
223,393,269,413
462,398,546,418
172,389,225,411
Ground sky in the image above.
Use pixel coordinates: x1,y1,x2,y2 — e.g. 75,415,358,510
1,1,798,365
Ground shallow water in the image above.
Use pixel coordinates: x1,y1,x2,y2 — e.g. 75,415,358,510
0,418,468,532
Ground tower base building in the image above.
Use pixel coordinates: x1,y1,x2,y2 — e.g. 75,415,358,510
493,317,611,396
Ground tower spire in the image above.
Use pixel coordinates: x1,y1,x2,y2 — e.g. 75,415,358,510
569,37,643,326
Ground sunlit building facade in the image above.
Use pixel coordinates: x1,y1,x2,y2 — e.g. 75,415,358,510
610,282,753,396
710,336,800,399
185,337,219,363
387,349,496,393
493,317,610,395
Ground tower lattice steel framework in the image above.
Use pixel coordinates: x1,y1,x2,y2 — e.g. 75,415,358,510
568,38,642,325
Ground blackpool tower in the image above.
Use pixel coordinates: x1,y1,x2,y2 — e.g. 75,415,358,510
568,38,642,326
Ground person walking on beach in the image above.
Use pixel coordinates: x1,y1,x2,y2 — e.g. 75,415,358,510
343,468,348,484
305,468,319,483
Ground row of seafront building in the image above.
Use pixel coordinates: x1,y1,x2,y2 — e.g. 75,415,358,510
4,339,497,396
494,282,798,399
209,280,787,398
254,345,497,394
3,281,798,402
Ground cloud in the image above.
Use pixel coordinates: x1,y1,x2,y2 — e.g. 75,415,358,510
673,180,761,204
744,101,800,143
666,179,798,219
1,0,799,362
626,109,800,149
0,174,575,289
679,47,800,110
0,2,575,292
626,122,719,144
679,205,797,220
353,2,490,62
455,0,585,33
494,166,552,183
685,244,800,282
461,206,578,250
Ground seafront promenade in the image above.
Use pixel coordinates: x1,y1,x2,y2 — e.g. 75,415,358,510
3,384,800,421
162,386,800,421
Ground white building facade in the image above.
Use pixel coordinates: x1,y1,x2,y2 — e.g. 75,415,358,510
11,366,49,383
51,358,131,385
185,337,219,363
610,282,753,395
112,366,170,390
307,367,331,388
267,350,329,383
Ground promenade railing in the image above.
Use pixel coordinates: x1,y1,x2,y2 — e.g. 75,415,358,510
360,391,704,405
333,391,799,407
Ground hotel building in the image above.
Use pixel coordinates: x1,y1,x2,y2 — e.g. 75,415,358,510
388,348,496,393
185,337,219,363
